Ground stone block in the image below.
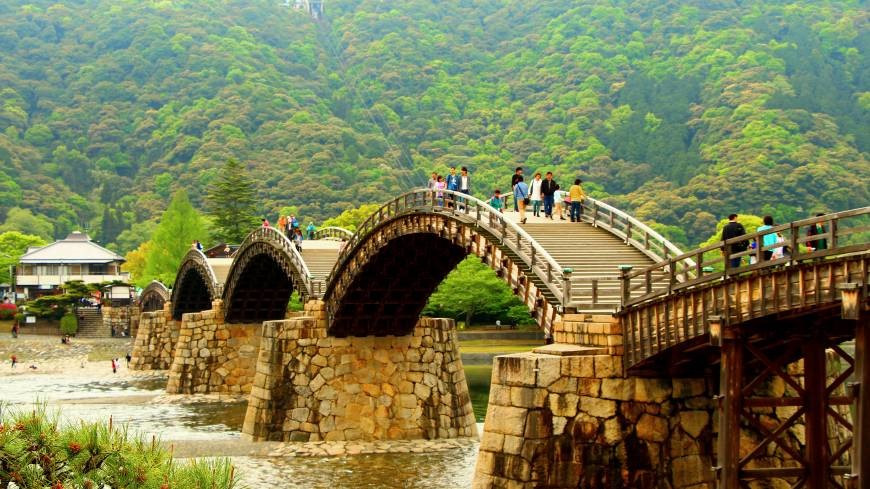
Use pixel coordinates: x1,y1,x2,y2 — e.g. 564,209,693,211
578,396,616,418
495,355,538,387
636,413,669,442
679,411,710,439
484,405,527,437
548,393,579,418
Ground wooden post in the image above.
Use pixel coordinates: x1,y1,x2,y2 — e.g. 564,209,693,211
619,265,633,306
717,322,742,489
803,337,829,488
850,316,868,488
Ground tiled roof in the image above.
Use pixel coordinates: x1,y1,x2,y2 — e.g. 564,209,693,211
19,231,125,264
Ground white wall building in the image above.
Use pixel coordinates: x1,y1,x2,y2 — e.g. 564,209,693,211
15,231,129,298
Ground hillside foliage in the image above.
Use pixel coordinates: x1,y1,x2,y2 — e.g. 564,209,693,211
0,0,866,252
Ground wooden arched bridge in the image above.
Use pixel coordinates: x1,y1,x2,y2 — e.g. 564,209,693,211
143,191,869,488
166,188,684,335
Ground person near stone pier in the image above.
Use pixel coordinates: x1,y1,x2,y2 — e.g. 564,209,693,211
541,171,559,219
529,172,543,217
514,176,529,224
511,167,524,212
721,213,748,269
568,179,585,222
125,352,132,367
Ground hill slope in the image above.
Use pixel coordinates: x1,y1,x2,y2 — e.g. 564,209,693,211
0,0,867,249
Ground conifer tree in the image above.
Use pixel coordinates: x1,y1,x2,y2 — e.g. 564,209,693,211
142,189,208,286
207,159,260,244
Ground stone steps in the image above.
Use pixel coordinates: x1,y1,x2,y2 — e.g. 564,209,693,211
75,308,110,337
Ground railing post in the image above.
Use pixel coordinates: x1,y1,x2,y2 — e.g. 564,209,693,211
830,217,838,249
619,265,633,306
530,247,536,269
789,223,798,265
723,242,732,277
562,268,573,307
625,220,631,244
592,202,598,226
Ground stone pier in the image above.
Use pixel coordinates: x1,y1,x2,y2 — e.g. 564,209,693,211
130,302,179,371
242,301,477,442
165,300,261,395
473,314,715,488
102,304,139,337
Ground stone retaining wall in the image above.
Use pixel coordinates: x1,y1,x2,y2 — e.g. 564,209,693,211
130,303,178,371
102,305,138,337
473,350,714,488
165,300,261,395
242,301,477,442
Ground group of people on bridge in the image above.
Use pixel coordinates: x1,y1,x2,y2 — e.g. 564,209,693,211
721,212,829,267
262,215,317,250
426,165,587,225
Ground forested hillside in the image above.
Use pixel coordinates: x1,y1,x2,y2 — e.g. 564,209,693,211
0,0,867,251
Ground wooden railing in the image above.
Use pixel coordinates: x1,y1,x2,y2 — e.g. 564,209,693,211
620,207,870,308
176,248,222,296
237,226,318,298
313,226,354,241
325,189,570,309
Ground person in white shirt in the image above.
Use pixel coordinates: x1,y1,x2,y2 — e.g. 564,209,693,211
529,172,543,217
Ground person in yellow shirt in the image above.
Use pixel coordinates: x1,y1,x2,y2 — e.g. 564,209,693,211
568,179,585,222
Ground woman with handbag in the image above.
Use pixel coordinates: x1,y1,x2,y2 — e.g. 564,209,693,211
514,176,530,224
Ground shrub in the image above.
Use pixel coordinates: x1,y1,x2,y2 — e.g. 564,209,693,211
0,405,240,488
0,308,14,320
60,313,78,335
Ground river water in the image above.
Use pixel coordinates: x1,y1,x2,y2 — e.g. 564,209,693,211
2,365,492,488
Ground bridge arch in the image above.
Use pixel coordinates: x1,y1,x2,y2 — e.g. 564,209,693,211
170,249,221,320
324,191,569,337
139,281,170,312
221,227,314,323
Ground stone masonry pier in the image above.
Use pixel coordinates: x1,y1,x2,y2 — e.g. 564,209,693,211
473,313,715,488
242,301,477,442
130,302,178,371
166,300,261,395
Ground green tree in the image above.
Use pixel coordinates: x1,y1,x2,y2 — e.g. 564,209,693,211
321,204,381,232
0,208,54,240
207,159,259,243
0,231,47,284
141,190,208,286
424,257,529,327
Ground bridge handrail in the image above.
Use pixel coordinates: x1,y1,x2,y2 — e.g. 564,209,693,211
581,197,691,266
620,206,870,308
172,248,222,299
239,226,317,297
313,226,354,241
326,188,568,306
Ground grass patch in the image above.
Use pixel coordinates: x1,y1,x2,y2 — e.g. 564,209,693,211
458,339,544,354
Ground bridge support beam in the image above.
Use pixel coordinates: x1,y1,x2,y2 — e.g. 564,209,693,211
716,322,742,489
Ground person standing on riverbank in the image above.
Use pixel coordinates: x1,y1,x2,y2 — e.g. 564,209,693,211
10,354,16,369
111,358,117,374
125,352,132,367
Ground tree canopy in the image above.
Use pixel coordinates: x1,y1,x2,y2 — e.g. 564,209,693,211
0,0,865,250
207,159,260,244
140,190,208,286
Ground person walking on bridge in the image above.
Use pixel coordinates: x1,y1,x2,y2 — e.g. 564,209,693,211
721,214,748,269
756,216,776,261
511,167,524,212
529,173,543,217
568,179,585,222
806,213,828,251
306,222,316,240
514,176,529,224
277,215,287,236
541,172,559,219
262,218,270,228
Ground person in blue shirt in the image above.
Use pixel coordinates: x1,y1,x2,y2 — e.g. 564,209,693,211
444,166,460,208
756,215,777,261
513,176,529,224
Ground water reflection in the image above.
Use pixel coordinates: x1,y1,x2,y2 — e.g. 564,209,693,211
465,364,492,422
231,444,479,488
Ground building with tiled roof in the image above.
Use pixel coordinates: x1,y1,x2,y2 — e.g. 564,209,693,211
15,231,129,298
